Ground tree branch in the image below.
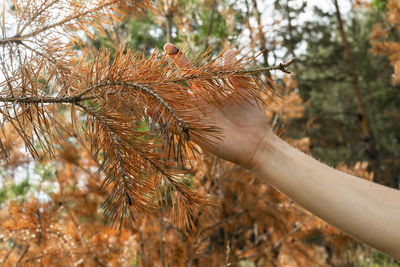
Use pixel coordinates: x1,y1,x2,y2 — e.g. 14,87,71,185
0,81,191,136
158,58,296,84
0,1,118,45
0,58,295,105
199,209,248,236
13,245,30,267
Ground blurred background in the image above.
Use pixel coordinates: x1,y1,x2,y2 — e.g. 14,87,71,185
1,0,400,266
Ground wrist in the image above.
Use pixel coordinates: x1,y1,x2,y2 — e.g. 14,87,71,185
245,129,277,173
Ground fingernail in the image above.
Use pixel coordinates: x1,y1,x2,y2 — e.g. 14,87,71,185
164,43,179,55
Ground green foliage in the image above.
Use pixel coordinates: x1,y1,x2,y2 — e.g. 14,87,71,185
0,179,30,204
11,179,30,196
0,160,57,205
372,0,388,11
279,4,400,175
357,251,400,266
34,162,56,182
126,16,166,53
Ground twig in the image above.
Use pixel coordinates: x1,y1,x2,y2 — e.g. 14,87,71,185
160,202,166,267
218,58,295,74
37,209,42,245
94,256,107,267
0,81,191,137
199,209,247,236
17,0,60,36
203,0,217,50
138,231,150,267
269,215,315,253
78,103,134,223
0,1,118,45
2,241,16,263
0,93,93,104
0,58,295,106
225,240,231,267
20,41,59,66
161,58,296,84
13,245,30,267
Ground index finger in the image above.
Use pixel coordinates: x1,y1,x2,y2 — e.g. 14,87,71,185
164,43,195,71
164,43,206,96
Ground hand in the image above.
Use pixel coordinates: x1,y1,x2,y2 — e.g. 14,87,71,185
164,44,400,261
164,43,272,169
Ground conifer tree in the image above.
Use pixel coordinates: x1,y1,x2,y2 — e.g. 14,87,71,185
1,0,399,265
0,0,289,229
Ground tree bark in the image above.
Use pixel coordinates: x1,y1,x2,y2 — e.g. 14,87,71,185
333,0,381,181
203,0,217,50
165,4,173,43
251,0,269,68
160,202,165,267
285,0,302,91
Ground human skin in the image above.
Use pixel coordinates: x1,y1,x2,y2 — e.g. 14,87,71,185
164,43,400,260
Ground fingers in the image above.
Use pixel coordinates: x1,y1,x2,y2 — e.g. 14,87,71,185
164,43,203,97
164,44,243,98
164,43,195,71
223,49,239,68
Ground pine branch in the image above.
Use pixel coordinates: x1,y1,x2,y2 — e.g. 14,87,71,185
76,101,202,229
16,0,60,36
0,59,295,105
1,241,16,263
0,1,116,45
0,43,294,229
77,103,138,227
14,245,30,267
146,58,296,85
0,94,93,104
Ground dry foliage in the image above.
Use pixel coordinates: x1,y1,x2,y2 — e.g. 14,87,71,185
337,161,374,181
0,88,362,266
0,1,370,266
0,0,291,229
352,0,370,9
369,0,400,85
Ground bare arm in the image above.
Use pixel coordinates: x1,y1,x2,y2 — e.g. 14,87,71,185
164,43,400,260
251,131,400,259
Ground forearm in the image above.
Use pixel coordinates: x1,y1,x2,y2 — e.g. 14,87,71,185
249,132,400,259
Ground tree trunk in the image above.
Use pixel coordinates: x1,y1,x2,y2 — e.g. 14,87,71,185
251,0,269,68
333,0,381,182
165,4,173,43
285,0,302,90
203,0,217,50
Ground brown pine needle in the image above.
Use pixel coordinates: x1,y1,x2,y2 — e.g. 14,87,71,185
0,40,293,229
